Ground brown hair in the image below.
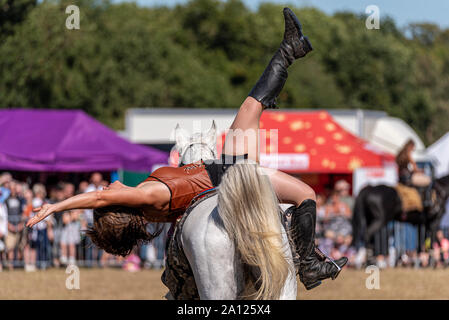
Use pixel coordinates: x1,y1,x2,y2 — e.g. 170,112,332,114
396,139,415,169
86,206,162,257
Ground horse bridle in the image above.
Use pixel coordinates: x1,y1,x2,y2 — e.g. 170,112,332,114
178,142,217,167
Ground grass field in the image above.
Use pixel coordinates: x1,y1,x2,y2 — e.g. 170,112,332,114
1,268,449,300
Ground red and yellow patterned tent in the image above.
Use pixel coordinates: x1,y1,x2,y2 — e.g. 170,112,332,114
218,110,394,174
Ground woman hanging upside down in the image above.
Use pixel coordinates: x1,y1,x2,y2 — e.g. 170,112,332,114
27,7,347,290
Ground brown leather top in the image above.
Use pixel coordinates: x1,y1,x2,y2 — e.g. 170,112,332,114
144,162,214,217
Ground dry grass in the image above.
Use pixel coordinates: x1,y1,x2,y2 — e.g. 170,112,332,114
299,268,449,300
1,268,449,300
1,268,168,300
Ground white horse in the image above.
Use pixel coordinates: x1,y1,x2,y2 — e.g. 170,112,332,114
165,122,297,300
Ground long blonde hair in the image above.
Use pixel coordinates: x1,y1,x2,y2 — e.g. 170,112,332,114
217,161,290,299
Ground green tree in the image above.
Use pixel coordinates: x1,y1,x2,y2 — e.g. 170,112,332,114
0,0,448,144
0,0,37,39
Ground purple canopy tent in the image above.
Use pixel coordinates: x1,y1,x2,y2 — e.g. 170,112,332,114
0,109,168,172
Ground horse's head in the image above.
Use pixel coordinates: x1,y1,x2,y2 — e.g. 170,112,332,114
174,121,217,166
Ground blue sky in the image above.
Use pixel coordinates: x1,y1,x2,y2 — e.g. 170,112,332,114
113,0,449,29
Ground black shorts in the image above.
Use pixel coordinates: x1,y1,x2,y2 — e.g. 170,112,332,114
204,154,248,186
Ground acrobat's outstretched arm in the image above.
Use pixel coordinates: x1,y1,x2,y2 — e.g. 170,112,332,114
26,187,149,228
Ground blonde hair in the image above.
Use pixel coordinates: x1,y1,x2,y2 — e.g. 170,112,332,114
217,162,290,299
32,183,47,198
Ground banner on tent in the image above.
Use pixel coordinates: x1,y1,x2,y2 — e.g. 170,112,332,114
260,153,309,171
353,166,397,196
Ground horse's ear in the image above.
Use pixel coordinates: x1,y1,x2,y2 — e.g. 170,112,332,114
174,123,189,151
204,120,217,148
208,120,217,137
210,120,217,132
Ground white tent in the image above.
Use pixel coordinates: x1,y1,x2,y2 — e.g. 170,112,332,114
426,132,449,178
332,111,428,161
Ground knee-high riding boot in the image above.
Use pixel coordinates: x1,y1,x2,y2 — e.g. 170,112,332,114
248,7,313,109
290,199,348,290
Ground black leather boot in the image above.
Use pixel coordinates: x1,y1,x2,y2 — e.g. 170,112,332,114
290,199,348,290
248,7,313,109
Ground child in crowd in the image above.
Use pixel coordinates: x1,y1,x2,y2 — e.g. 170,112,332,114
23,189,37,271
433,229,449,268
32,183,51,269
332,234,357,265
60,209,82,266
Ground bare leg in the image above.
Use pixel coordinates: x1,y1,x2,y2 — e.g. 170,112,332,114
221,7,313,163
60,243,67,264
69,244,76,263
30,248,36,267
220,8,347,289
261,167,316,205
222,97,263,163
7,249,14,270
24,245,30,267
222,98,317,207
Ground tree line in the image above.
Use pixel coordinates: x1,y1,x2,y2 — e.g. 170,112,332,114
1,0,449,144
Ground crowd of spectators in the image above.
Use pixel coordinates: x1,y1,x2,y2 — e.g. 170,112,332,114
314,179,449,269
2,171,449,272
0,172,168,272
315,180,359,267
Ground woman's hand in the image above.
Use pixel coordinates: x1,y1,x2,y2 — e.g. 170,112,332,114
26,204,55,228
104,180,126,191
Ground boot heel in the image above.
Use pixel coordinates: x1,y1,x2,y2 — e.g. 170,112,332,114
302,36,313,52
331,269,342,280
305,280,322,290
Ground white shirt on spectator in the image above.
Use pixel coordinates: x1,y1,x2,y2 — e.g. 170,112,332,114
84,184,103,225
0,203,8,237
32,198,50,230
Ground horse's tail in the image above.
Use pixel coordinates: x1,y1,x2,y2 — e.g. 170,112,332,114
217,162,290,300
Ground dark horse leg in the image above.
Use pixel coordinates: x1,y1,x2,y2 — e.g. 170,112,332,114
365,195,385,245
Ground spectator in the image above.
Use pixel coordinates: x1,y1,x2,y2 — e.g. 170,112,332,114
84,173,103,225
334,180,354,211
332,234,356,264
0,198,7,271
60,209,81,266
0,173,11,272
0,173,12,204
142,224,168,269
5,181,26,270
315,194,326,238
83,173,104,267
325,191,352,237
78,181,89,194
63,182,75,199
0,174,134,270
87,173,103,192
23,189,37,272
440,199,449,239
101,180,109,189
318,229,335,257
432,230,449,268
32,183,51,269
48,183,65,268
